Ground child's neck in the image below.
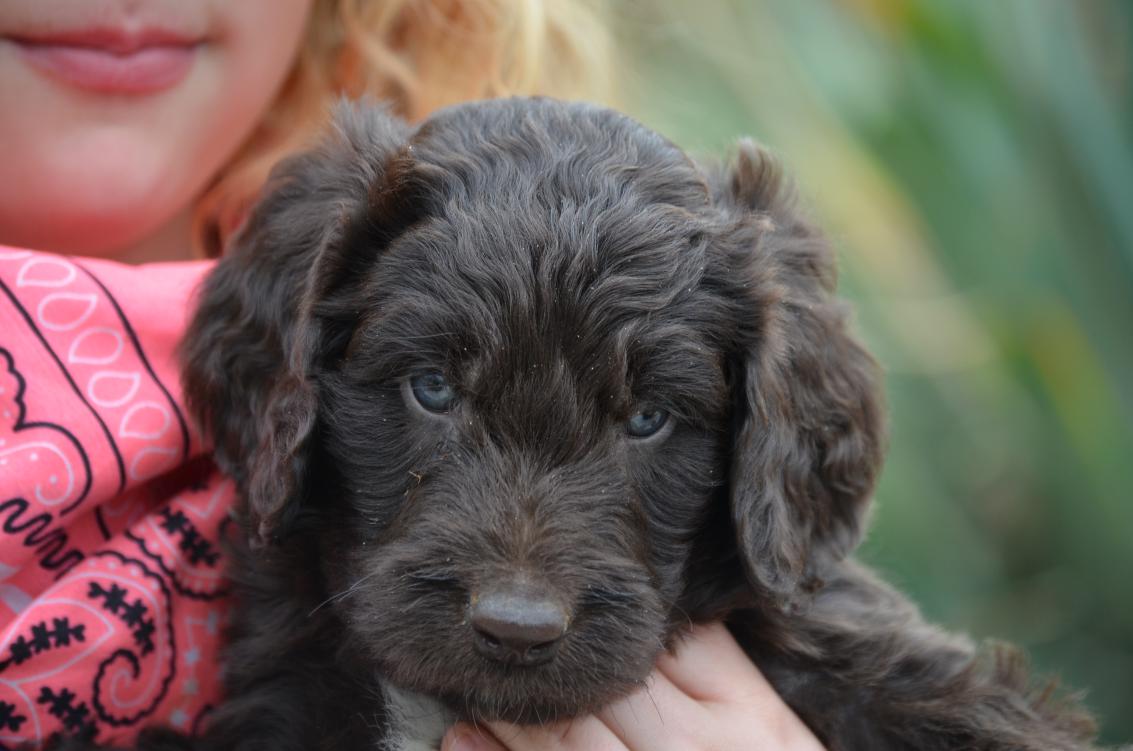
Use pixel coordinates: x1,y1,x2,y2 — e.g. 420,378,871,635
109,206,198,264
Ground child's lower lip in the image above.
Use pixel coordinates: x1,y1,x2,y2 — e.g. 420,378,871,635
16,41,197,95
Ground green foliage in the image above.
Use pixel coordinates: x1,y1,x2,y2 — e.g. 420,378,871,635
619,0,1133,742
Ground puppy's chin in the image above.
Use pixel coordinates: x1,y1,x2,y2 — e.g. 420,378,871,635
447,691,623,726
393,659,656,726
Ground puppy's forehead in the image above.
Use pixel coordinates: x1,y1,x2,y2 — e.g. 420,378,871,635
359,193,728,419
373,103,715,327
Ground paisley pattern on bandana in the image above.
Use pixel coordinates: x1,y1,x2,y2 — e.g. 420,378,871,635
0,248,230,748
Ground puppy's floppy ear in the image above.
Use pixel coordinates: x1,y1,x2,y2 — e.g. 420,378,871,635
715,140,885,607
180,102,412,548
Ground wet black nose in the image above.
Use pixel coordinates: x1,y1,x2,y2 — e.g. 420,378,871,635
470,579,568,666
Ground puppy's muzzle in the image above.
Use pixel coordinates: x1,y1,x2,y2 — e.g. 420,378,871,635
470,576,570,666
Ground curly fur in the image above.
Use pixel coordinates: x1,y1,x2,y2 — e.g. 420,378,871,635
41,98,1117,751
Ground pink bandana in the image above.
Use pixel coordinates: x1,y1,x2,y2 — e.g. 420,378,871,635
0,246,230,747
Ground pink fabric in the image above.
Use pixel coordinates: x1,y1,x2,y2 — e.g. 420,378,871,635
0,246,231,747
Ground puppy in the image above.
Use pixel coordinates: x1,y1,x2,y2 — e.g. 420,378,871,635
82,98,1108,750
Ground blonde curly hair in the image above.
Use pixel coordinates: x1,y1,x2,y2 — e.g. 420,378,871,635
195,0,613,256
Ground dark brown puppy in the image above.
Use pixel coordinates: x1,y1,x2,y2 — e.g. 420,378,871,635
57,98,1107,751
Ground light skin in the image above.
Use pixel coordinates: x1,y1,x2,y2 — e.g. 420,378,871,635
0,2,825,749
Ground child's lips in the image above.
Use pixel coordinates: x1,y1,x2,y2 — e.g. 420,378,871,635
8,27,201,95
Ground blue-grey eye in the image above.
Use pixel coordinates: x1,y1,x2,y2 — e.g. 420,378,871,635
410,372,457,412
627,408,668,438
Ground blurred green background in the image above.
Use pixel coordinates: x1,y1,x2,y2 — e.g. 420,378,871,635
616,0,1133,743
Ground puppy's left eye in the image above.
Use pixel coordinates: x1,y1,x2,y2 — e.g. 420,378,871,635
410,371,457,412
626,408,668,438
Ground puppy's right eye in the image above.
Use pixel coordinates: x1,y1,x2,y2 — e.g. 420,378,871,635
627,408,668,438
410,371,457,412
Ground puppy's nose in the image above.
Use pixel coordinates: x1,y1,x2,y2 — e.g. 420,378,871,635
470,580,568,666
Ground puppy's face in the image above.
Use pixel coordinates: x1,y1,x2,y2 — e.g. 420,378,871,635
319,197,735,721
182,99,884,724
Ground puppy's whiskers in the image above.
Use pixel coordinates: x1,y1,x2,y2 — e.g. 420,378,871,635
643,679,664,724
308,569,383,617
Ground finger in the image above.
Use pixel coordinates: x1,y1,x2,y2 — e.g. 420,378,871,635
484,715,627,751
442,723,507,751
595,669,705,750
657,621,771,704
660,624,827,751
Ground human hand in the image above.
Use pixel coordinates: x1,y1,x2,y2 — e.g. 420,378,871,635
440,622,826,751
